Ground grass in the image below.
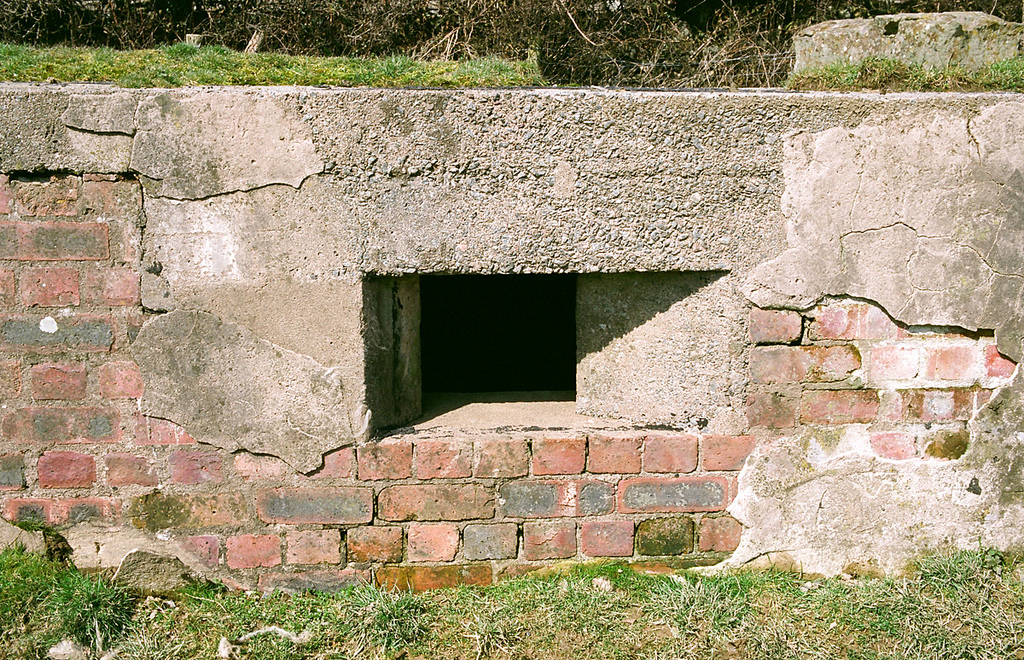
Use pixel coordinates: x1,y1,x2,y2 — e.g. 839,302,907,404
2,546,1024,660
0,42,545,88
787,56,1024,92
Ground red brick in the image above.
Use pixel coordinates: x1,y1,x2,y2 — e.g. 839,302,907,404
135,416,195,445
581,520,634,557
13,176,79,216
810,303,899,340
618,477,731,513
750,345,860,384
347,526,403,563
746,393,796,428
169,451,223,485
80,269,141,306
0,314,114,352
0,221,109,260
356,440,412,480
698,516,742,552
30,363,87,400
20,268,79,307
985,345,1017,379
0,269,13,304
0,361,20,397
463,523,518,560
184,535,220,566
0,453,25,490
407,523,459,562
255,487,373,524
37,451,96,488
234,453,291,480
869,432,917,460
226,534,281,569
749,309,802,344
0,174,10,214
4,497,53,523
311,447,354,478
474,438,529,478
926,346,979,381
800,390,879,424
2,407,120,443
58,497,120,524
129,492,248,529
903,388,977,422
498,480,576,518
378,484,493,521
259,568,369,593
105,453,157,486
702,435,757,471
523,520,576,560
286,529,342,565
867,345,921,382
532,436,586,475
643,434,698,473
413,439,471,479
588,434,643,474
97,361,143,398
375,565,491,592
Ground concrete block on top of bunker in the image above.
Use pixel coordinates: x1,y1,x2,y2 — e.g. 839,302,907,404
794,12,1024,74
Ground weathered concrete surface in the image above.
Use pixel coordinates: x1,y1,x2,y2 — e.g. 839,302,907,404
112,549,195,594
736,98,1024,576
745,101,1024,361
62,92,137,135
728,374,1024,576
0,87,133,172
131,90,323,198
131,310,366,472
794,12,1024,73
0,516,45,554
577,271,747,431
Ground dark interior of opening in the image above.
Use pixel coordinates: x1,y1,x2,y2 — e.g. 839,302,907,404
420,274,576,394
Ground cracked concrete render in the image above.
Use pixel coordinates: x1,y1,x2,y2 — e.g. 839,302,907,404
3,85,1024,574
732,100,1024,576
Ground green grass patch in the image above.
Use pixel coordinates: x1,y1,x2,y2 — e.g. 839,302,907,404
3,547,1024,659
0,42,546,88
0,546,135,659
787,56,1024,92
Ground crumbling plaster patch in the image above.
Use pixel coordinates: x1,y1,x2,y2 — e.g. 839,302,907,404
131,310,367,473
734,102,1024,575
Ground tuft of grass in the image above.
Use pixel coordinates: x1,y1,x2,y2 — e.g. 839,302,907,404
0,547,135,659
0,42,546,88
788,55,1024,92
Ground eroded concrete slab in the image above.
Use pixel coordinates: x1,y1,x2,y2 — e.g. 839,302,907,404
131,310,366,472
131,90,323,199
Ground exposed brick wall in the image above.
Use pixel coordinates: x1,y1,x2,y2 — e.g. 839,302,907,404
746,301,1017,460
0,173,143,533
4,173,1016,592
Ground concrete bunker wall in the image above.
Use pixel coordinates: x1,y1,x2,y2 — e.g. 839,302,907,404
0,85,1021,590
